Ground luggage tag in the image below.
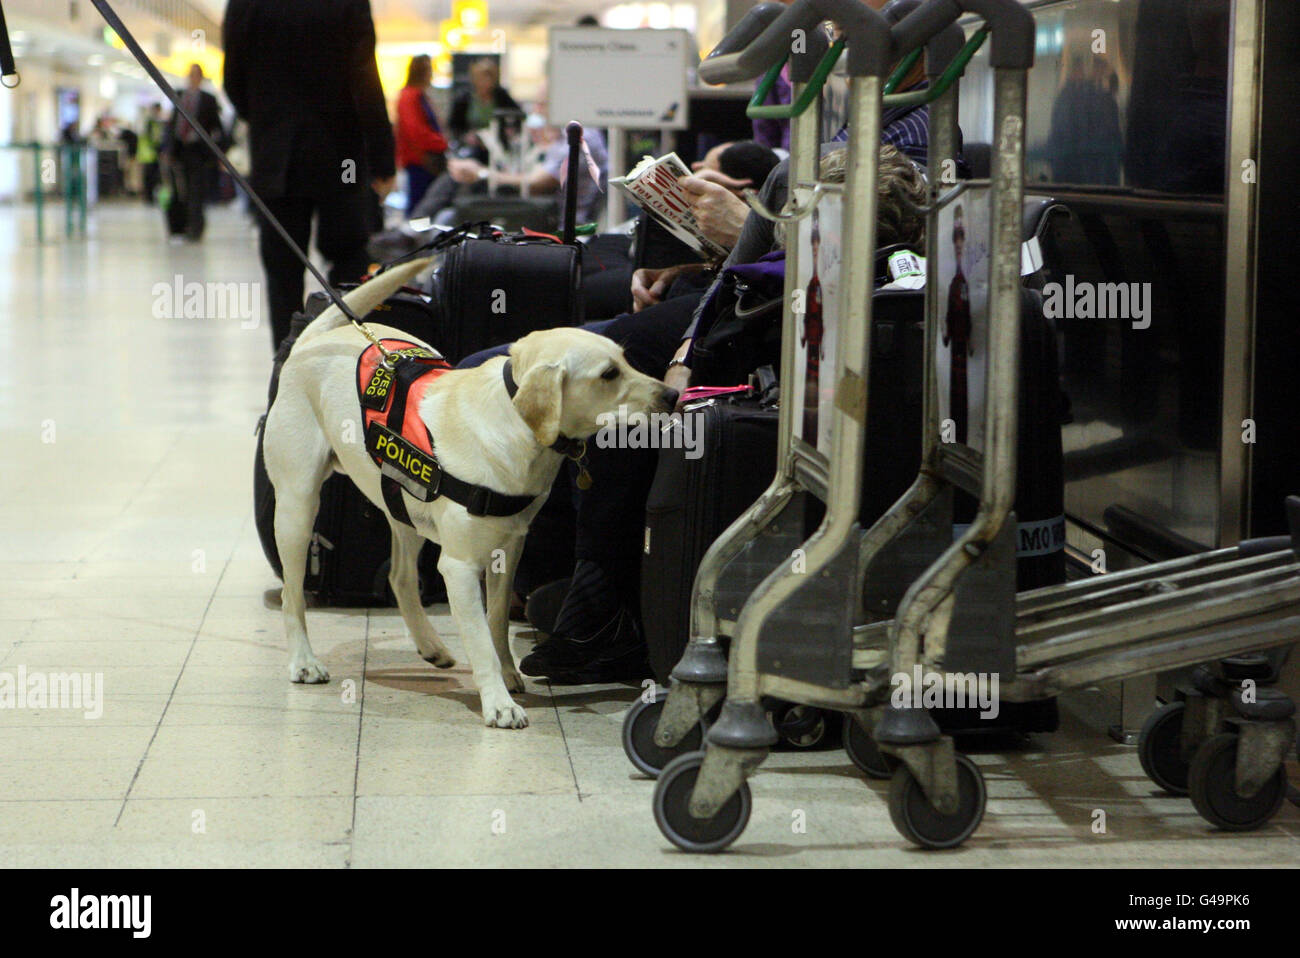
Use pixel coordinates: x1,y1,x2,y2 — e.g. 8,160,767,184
881,250,927,290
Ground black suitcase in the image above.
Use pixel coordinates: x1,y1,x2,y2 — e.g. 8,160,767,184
633,211,701,271
253,292,446,606
450,194,559,234
426,230,583,363
642,393,780,685
581,232,635,319
641,288,1067,689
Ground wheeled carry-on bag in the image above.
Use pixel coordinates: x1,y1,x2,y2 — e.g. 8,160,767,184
643,387,780,686
449,194,559,235
425,227,582,363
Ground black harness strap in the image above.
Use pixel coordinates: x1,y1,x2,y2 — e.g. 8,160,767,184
373,355,540,525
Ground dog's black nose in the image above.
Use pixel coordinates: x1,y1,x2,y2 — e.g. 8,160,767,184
660,387,680,409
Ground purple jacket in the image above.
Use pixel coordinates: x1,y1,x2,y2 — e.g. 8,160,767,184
751,65,792,152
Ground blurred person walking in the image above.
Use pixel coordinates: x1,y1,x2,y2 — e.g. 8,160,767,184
224,0,396,351
137,104,165,204
164,64,225,240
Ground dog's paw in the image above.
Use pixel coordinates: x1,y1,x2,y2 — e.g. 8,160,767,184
503,668,526,694
420,650,457,669
481,692,528,729
288,657,330,684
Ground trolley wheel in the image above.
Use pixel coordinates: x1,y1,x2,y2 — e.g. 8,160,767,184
1137,701,1190,796
653,751,752,854
887,754,986,850
775,704,830,749
842,714,900,780
1188,733,1287,831
622,695,702,779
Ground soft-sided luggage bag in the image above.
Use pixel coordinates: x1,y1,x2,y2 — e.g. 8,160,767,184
427,230,583,363
253,291,445,606
450,194,559,235
642,393,779,686
581,232,635,319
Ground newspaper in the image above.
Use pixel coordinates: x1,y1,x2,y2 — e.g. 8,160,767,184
610,153,732,261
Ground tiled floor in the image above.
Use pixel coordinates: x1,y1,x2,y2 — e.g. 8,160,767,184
1,201,1297,867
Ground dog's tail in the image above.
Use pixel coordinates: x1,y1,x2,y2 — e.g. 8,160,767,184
294,256,435,347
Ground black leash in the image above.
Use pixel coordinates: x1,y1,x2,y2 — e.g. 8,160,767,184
0,1,19,88
74,0,394,361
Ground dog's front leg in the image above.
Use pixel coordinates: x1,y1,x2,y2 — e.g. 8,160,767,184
438,553,528,729
485,533,527,694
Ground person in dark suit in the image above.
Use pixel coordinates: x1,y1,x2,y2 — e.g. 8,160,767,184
164,64,225,241
223,0,397,350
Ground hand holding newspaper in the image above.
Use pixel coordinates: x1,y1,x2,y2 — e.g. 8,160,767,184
610,153,733,262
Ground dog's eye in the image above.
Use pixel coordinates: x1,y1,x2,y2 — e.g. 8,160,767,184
600,366,620,381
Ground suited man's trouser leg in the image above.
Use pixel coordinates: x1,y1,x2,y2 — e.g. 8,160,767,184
314,188,372,291
178,146,209,240
259,189,376,351
258,198,315,352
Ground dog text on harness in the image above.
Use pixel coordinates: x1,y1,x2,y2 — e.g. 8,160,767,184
366,423,439,500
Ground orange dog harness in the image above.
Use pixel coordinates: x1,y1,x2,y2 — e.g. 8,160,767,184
357,339,539,523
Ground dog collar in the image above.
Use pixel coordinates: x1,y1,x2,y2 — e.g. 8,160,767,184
502,360,592,488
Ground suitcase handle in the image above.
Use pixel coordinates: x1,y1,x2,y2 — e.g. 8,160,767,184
562,121,582,245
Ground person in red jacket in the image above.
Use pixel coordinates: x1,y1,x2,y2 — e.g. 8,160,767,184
395,55,449,216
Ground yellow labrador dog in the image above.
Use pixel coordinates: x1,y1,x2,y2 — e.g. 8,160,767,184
263,259,676,727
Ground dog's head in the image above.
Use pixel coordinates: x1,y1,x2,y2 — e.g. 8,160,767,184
508,327,678,447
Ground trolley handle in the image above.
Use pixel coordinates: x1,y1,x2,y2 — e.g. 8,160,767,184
880,0,961,78
889,0,1034,70
705,2,786,65
699,0,892,85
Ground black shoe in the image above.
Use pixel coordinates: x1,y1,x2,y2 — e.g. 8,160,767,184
524,578,571,635
519,607,640,678
547,639,653,685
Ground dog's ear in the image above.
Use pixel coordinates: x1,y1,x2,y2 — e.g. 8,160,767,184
512,361,565,447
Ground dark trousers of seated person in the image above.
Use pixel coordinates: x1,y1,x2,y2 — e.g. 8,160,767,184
457,291,701,652
260,189,373,351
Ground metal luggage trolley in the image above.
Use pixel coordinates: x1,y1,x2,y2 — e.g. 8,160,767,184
640,0,1300,852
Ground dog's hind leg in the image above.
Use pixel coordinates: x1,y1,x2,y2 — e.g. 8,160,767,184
439,552,528,729
386,519,456,668
485,533,526,694
265,410,333,684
